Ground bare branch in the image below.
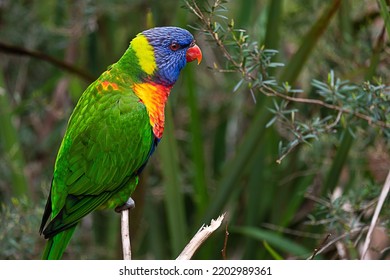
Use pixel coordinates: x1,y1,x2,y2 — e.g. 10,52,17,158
0,41,94,83
121,209,131,260
309,233,332,260
176,213,226,260
221,222,229,260
361,168,390,259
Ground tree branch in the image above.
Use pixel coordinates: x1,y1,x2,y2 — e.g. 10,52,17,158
0,41,94,83
176,213,226,260
260,85,390,129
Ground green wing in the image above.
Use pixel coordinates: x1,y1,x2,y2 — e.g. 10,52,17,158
41,80,153,238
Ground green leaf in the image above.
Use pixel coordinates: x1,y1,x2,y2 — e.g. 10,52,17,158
158,105,187,256
263,240,284,260
233,79,244,92
378,0,390,40
233,226,311,257
184,67,209,216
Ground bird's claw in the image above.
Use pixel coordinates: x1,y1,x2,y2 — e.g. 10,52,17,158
115,197,135,213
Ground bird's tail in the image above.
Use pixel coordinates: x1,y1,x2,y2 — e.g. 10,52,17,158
42,226,77,260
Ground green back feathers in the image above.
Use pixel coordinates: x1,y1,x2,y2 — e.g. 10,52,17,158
41,73,154,238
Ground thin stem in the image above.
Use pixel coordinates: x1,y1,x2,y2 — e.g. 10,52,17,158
260,85,389,129
306,227,368,259
121,209,131,260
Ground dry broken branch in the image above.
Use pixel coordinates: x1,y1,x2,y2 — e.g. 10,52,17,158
176,213,226,260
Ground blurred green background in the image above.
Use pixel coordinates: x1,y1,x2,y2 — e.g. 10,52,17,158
0,0,389,260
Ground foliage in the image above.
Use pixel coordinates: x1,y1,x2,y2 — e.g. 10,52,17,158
185,0,390,161
0,197,44,259
0,0,389,260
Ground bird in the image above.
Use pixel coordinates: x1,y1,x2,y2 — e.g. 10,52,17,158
39,26,202,259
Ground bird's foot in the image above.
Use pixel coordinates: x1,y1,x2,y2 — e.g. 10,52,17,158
115,197,135,213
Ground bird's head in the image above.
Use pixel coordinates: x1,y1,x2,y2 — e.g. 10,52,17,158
130,26,202,86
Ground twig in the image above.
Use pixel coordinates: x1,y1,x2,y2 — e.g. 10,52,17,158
260,85,390,129
221,222,229,260
309,233,332,259
121,209,131,260
176,213,226,260
185,1,242,70
0,41,94,82
361,168,390,259
306,227,368,259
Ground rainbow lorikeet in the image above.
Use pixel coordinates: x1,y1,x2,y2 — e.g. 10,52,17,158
39,27,202,259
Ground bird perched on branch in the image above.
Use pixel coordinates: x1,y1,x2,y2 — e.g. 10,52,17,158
39,26,202,259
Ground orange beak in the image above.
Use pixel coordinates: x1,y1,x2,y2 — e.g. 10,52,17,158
186,44,202,65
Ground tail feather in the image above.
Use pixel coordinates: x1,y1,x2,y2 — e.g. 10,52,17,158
42,226,77,260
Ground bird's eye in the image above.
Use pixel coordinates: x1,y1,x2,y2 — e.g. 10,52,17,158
169,42,180,51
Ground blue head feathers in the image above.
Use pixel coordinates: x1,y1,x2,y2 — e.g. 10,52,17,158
142,27,197,86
